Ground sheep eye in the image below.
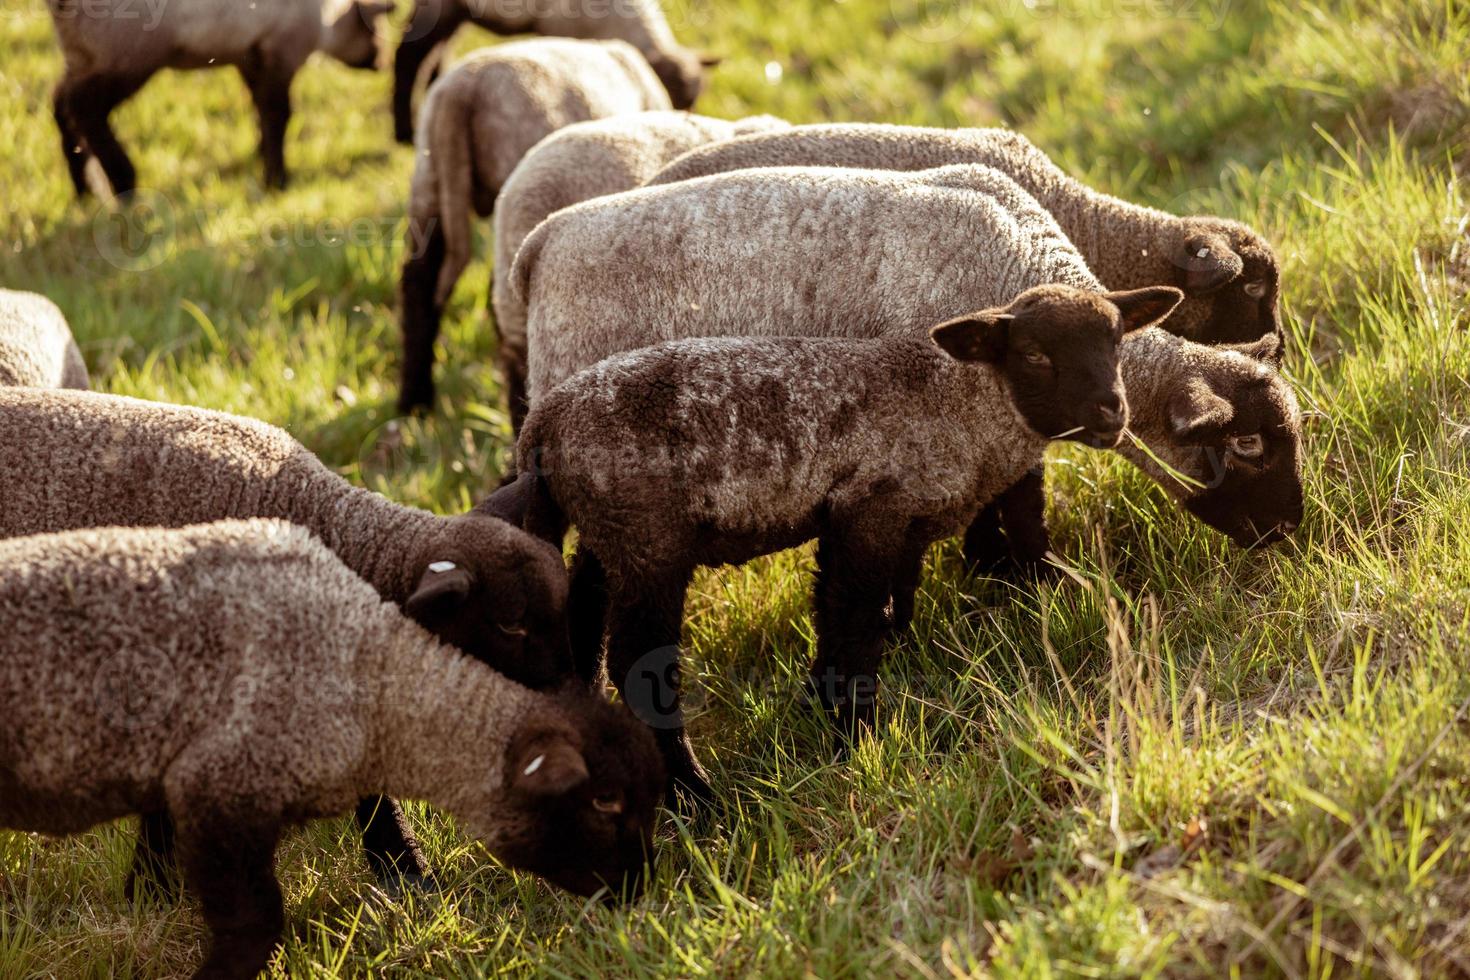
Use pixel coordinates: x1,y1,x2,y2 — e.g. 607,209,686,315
592,794,624,815
1228,433,1265,458
1023,350,1052,367
498,622,528,638
1243,280,1268,299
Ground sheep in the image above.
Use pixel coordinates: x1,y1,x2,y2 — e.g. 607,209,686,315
0,518,665,980
391,0,716,143
516,285,1180,802
0,386,573,897
47,0,393,197
397,39,678,416
512,164,1305,563
0,289,89,389
648,123,1282,346
398,110,789,418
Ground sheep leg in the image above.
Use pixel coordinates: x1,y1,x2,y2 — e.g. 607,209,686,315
604,569,710,809
397,214,447,414
962,469,1053,579
67,71,150,198
174,814,285,980
568,549,610,687
809,529,900,745
239,54,295,190
52,76,93,198
124,810,180,902
890,537,928,635
392,1,468,143
354,795,433,893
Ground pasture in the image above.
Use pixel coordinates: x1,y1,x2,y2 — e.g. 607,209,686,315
1,0,1468,974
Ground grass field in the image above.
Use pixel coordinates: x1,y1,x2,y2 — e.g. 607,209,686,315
2,0,1469,975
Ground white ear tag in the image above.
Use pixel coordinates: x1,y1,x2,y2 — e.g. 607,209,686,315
1196,247,1210,258
428,560,457,574
523,754,545,776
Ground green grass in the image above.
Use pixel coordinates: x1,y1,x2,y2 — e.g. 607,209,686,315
2,0,1469,974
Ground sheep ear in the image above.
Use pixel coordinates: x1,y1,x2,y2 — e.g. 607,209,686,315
405,563,473,623
1167,380,1234,438
1105,286,1184,333
1224,332,1284,367
509,730,589,797
930,311,1013,363
1173,233,1243,293
474,472,534,528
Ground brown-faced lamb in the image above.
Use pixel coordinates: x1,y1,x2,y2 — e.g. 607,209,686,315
47,0,393,196
398,109,788,418
513,164,1304,570
397,38,676,414
0,386,572,897
0,289,89,389
392,0,715,143
517,286,1179,803
0,518,665,980
648,123,1282,346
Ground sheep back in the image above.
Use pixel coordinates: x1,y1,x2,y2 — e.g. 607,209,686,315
0,290,88,390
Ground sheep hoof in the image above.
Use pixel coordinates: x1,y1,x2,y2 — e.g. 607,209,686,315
374,867,441,902
123,866,181,905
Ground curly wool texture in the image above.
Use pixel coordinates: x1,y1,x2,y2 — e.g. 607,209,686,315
0,387,545,615
647,123,1281,341
491,111,790,382
0,519,543,845
519,335,1048,579
516,163,1097,401
411,38,674,306
0,290,88,389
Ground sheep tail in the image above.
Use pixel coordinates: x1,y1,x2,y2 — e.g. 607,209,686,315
429,86,476,309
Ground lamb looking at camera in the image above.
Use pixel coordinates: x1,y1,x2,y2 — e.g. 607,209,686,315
0,519,664,980
0,289,88,389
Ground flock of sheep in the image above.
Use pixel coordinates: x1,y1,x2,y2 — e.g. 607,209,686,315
2,0,1309,977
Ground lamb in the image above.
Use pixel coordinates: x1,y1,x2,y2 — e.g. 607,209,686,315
0,289,89,389
397,110,789,418
0,386,573,896
516,286,1180,802
513,164,1305,561
47,0,392,197
397,39,678,415
647,123,1282,345
0,518,665,980
392,0,715,143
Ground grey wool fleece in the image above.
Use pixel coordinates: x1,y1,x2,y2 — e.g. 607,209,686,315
520,335,1051,574
0,387,569,688
647,123,1282,344
491,110,789,414
516,163,1096,402
0,289,88,389
412,38,674,308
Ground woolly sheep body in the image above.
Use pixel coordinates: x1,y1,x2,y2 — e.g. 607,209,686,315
0,289,88,389
648,123,1282,343
486,110,789,424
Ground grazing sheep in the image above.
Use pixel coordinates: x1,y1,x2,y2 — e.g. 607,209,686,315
47,0,393,197
392,0,715,143
0,518,665,980
0,386,572,895
397,39,676,415
514,164,1304,560
517,285,1178,801
648,123,1282,345
0,289,89,389
397,110,788,419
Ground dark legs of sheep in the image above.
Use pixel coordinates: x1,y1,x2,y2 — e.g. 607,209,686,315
809,530,901,746
568,549,610,687
355,796,432,893
125,810,179,901
397,216,447,414
58,71,151,199
890,538,928,635
605,568,710,809
176,816,285,980
239,55,295,190
962,469,1053,578
53,79,91,198
393,2,467,143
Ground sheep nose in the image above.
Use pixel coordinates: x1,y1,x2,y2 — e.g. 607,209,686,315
1095,393,1124,425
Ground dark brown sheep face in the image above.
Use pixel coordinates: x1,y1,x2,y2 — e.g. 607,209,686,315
1132,334,1304,548
404,515,574,690
487,696,666,899
651,50,713,110
1166,218,1283,345
931,283,1184,448
321,0,394,70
